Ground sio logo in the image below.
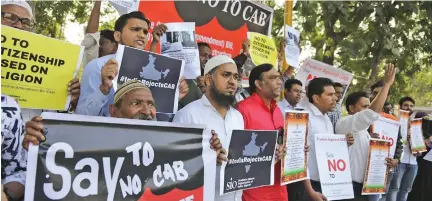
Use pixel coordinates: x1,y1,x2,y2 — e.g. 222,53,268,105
226,177,238,190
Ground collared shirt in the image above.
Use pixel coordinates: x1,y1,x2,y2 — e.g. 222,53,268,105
1,95,27,185
76,54,116,117
277,99,296,114
335,109,380,183
327,103,342,130
305,102,334,182
173,95,244,201
81,32,101,67
236,93,287,201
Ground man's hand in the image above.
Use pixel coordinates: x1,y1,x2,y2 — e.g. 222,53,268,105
413,151,422,157
385,157,399,168
370,132,380,139
178,76,189,101
196,75,206,93
151,24,168,44
210,130,227,165
100,58,118,95
346,133,354,146
1,185,8,201
23,116,45,150
274,144,287,162
68,78,80,107
242,39,250,55
309,191,328,201
384,63,396,86
304,144,310,153
217,148,228,165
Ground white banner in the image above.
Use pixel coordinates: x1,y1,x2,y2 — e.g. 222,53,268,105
109,0,140,15
372,117,401,158
295,58,353,102
315,134,354,200
284,25,300,68
160,22,200,79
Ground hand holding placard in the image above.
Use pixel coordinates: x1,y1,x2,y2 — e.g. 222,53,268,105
100,58,119,95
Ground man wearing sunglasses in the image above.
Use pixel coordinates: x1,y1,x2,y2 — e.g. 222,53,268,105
1,1,82,122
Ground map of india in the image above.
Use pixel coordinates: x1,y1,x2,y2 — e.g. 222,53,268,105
140,54,170,81
243,133,268,173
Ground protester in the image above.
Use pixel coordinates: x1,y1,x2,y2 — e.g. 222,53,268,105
407,113,432,201
198,42,212,76
173,55,243,200
1,95,26,201
236,64,324,201
81,1,118,67
76,11,188,117
336,64,397,201
1,0,82,122
384,102,394,115
178,42,212,109
278,79,303,112
386,97,420,201
302,77,353,200
233,64,250,105
327,82,343,130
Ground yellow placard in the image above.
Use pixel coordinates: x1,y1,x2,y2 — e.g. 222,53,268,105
1,25,84,110
247,32,278,68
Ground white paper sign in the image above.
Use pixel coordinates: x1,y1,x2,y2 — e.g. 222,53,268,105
284,25,300,68
161,22,200,79
315,134,354,200
295,58,353,103
372,117,401,158
109,0,140,15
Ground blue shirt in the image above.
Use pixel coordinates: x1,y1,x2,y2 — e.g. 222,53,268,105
76,54,116,117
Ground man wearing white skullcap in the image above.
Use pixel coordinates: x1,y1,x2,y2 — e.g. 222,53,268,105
173,55,245,201
1,0,34,31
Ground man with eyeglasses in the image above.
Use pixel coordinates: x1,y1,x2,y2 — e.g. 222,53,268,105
278,78,304,112
1,1,82,122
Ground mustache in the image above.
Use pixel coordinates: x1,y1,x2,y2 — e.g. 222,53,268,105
134,113,154,120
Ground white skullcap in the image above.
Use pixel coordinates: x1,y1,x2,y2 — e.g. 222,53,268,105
1,0,33,18
204,55,236,75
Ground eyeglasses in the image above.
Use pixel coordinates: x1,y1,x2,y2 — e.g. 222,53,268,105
1,12,35,30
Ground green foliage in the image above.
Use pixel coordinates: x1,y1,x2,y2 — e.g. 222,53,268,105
266,1,432,106
31,0,117,39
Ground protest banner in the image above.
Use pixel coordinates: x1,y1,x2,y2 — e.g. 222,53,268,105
109,0,140,15
247,32,278,69
115,45,184,114
220,130,277,195
281,110,309,185
399,110,410,145
284,25,300,68
315,134,354,200
1,25,83,110
161,22,200,79
25,112,215,201
372,117,401,158
295,58,353,103
139,0,273,58
409,118,427,153
362,139,390,195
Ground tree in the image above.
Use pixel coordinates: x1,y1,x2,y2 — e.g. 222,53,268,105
30,0,116,39
266,1,432,105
